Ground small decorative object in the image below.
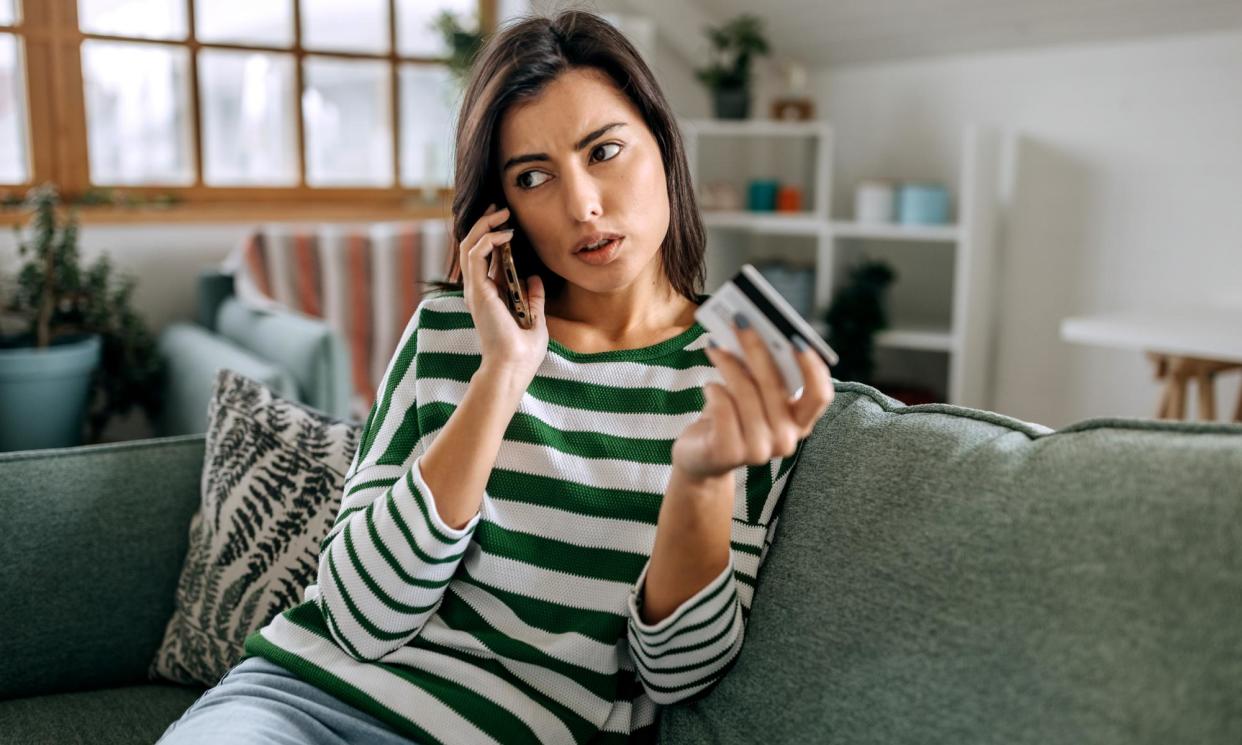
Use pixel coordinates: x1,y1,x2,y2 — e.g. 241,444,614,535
770,60,815,121
897,182,951,225
756,260,815,317
823,258,897,385
776,184,803,212
0,183,165,450
702,180,743,212
694,13,771,120
746,179,780,211
854,180,897,223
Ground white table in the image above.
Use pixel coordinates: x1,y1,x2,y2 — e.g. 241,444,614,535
1060,304,1242,421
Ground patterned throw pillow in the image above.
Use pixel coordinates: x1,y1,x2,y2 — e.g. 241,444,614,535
149,368,361,687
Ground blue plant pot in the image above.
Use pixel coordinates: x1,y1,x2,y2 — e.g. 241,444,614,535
0,333,101,451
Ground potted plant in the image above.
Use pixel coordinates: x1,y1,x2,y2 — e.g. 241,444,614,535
0,183,166,451
433,9,486,91
694,13,771,119
823,259,897,387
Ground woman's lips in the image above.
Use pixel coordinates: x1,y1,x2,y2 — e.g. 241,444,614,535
574,236,623,265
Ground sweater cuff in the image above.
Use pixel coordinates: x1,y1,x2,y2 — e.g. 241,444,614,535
412,454,481,540
627,552,736,637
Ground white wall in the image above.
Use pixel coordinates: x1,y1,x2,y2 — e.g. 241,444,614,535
817,29,1242,428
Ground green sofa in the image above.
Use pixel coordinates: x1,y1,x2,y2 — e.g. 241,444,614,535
1,381,1239,744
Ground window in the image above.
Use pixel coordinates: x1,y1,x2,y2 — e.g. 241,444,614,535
0,0,491,215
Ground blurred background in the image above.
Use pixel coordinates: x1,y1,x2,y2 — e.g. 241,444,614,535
1,0,1240,450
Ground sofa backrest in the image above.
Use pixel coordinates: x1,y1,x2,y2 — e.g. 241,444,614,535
662,382,1242,744
0,435,207,700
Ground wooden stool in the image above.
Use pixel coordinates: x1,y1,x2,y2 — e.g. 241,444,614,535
1146,352,1242,421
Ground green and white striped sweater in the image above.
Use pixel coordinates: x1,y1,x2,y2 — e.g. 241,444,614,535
244,289,807,745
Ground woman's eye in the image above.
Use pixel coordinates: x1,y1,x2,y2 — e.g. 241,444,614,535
592,142,622,162
516,171,549,189
514,143,623,190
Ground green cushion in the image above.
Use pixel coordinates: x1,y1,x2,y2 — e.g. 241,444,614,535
661,382,1242,744
0,684,205,745
0,435,207,700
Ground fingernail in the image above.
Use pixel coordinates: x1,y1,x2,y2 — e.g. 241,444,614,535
791,334,807,352
707,338,718,349
733,312,750,329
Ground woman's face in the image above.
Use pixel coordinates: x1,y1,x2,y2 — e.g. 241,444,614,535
497,67,671,298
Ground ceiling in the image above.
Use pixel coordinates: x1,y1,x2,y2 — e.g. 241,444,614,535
689,0,1242,67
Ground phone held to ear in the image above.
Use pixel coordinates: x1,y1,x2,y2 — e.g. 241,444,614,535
694,264,840,399
494,212,533,329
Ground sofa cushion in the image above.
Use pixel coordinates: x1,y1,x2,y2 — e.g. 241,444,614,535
0,435,207,700
0,683,206,745
215,296,354,421
156,322,301,436
661,382,1242,744
149,369,361,687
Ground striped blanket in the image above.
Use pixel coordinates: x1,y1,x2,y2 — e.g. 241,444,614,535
224,220,455,420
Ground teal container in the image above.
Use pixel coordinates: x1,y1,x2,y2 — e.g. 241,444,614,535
0,333,101,451
897,183,951,225
747,180,780,211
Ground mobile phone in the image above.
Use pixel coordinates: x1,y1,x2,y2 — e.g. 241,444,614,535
494,212,533,329
694,264,839,398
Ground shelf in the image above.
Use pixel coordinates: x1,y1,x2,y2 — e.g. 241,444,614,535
701,210,829,235
679,118,831,138
809,319,957,354
875,325,958,352
831,221,960,242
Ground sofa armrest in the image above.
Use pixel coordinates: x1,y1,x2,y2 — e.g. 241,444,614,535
0,434,207,700
215,297,354,421
156,322,300,436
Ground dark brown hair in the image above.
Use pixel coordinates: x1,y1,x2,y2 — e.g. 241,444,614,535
422,8,705,304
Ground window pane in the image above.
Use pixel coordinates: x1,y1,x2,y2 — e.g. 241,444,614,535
78,0,187,40
303,56,392,187
399,63,456,189
0,0,17,27
0,33,29,183
199,50,297,186
302,0,388,54
397,0,475,58
196,0,292,47
82,40,193,185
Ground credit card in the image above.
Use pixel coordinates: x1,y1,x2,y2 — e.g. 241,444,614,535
694,264,839,398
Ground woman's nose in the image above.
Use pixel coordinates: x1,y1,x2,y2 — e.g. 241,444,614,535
562,167,602,222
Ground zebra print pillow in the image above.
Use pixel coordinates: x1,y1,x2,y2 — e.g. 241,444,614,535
149,368,361,687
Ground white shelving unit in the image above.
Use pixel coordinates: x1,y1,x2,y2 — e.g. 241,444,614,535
679,117,1003,409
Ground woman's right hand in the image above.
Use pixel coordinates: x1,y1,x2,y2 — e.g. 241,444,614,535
458,203,548,383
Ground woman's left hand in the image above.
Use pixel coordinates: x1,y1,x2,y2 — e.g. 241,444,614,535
672,315,835,482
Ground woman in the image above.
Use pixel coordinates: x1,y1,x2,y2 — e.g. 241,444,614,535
159,9,833,745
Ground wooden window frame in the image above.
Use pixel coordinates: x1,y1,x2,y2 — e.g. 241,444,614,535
1,0,494,222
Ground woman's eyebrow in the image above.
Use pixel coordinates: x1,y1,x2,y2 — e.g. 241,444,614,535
502,122,627,173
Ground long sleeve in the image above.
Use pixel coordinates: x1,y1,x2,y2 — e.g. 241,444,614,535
625,438,809,705
315,302,482,662
625,550,744,705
